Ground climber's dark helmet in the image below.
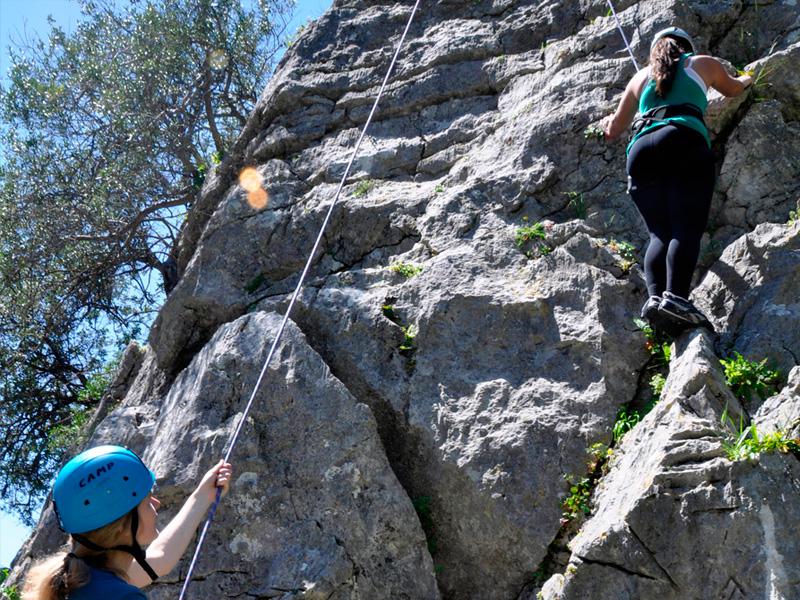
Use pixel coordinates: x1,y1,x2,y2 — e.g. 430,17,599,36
650,27,696,54
53,445,160,581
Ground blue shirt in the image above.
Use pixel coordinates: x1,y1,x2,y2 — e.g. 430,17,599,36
68,566,146,600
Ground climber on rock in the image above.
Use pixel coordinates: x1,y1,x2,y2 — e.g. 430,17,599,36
22,445,233,600
601,26,752,333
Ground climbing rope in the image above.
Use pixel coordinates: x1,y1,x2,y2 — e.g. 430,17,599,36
606,0,640,70
177,0,422,597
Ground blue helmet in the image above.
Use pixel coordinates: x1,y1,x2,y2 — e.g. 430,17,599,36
651,27,696,53
53,445,155,534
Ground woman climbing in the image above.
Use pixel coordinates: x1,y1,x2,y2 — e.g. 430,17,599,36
601,27,752,332
23,445,233,599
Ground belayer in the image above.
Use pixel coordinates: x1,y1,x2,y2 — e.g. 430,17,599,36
601,27,752,332
23,445,233,599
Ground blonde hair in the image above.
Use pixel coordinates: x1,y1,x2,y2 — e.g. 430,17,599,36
22,511,133,600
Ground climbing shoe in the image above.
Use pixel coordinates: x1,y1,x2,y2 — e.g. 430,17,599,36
642,295,683,336
657,291,715,332
640,296,662,321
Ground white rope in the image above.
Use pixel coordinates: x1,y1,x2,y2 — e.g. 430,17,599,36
606,0,639,70
177,1,422,597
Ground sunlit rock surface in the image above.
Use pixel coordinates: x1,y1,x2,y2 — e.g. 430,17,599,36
9,0,800,598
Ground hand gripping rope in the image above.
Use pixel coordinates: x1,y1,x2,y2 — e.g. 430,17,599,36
177,0,422,597
606,0,639,70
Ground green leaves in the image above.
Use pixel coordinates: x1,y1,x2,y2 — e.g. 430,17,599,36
720,406,800,462
720,351,781,402
0,0,294,522
389,262,423,279
612,406,642,443
515,220,552,258
0,567,21,600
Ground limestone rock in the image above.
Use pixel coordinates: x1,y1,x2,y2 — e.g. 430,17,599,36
694,222,800,377
8,0,800,599
755,366,800,438
539,330,800,600
143,311,438,598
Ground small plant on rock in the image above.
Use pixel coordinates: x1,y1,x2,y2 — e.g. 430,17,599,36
649,373,666,398
634,318,671,366
720,352,780,402
352,179,375,198
382,304,397,320
516,221,552,258
720,407,800,461
564,191,587,219
583,125,604,140
561,474,592,524
390,262,423,278
399,324,417,355
607,239,636,273
612,406,641,442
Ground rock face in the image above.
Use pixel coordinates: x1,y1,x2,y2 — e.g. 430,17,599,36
538,330,800,600
7,0,800,599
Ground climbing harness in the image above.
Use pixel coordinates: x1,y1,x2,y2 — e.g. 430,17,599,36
629,102,705,138
606,0,639,70
177,0,422,597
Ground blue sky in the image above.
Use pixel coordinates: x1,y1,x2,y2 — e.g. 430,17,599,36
0,0,331,568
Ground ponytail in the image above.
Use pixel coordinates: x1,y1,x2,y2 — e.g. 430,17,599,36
650,36,692,97
22,552,89,600
22,512,134,599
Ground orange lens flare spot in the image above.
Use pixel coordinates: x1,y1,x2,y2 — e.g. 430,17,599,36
239,167,263,192
247,188,269,210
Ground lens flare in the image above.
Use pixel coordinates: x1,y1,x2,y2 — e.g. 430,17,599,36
247,188,269,210
239,167,268,209
239,167,263,192
208,49,229,70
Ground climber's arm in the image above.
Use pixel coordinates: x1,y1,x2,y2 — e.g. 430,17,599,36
602,67,649,141
127,461,233,587
692,55,752,97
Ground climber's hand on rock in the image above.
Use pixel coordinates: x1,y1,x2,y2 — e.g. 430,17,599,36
601,115,617,141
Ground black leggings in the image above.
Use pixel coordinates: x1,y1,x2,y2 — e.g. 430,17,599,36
626,124,715,299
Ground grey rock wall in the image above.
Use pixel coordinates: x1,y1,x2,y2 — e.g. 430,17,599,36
8,0,800,599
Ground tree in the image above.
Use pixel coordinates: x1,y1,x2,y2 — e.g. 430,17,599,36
0,0,293,524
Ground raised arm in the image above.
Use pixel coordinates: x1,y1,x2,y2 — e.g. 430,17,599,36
128,460,233,587
691,55,752,97
601,67,650,141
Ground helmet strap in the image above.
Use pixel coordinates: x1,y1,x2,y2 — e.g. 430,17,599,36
72,510,159,582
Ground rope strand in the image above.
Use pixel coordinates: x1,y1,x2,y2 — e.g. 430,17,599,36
177,1,422,596
606,0,639,70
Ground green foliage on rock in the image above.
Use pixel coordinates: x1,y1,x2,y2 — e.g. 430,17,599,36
390,262,423,279
720,351,781,402
720,407,800,462
515,220,552,258
1,569,21,600
0,0,293,523
352,179,375,197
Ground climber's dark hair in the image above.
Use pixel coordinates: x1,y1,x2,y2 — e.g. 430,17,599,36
650,36,692,98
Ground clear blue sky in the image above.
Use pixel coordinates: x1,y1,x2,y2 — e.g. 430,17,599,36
0,0,331,569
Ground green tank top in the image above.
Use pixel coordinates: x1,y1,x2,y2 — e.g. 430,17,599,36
626,53,710,153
